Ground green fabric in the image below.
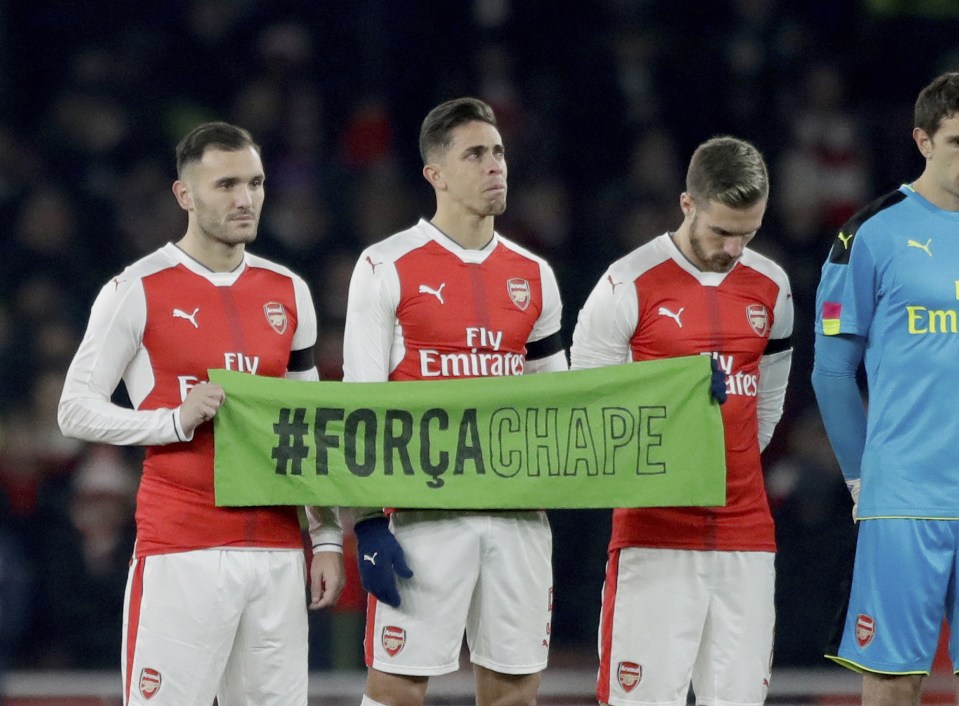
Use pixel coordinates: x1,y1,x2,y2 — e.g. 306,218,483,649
210,355,726,509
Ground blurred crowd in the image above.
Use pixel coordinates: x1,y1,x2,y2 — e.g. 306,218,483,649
2,0,959,674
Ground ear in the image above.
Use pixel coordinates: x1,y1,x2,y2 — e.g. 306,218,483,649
913,127,934,160
172,179,194,210
679,192,694,218
423,163,445,190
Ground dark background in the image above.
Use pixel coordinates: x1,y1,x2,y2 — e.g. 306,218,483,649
1,0,957,674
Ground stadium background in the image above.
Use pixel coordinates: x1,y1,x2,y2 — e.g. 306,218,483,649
1,0,958,702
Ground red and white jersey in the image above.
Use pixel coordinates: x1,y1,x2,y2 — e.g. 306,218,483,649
343,219,566,384
59,243,335,557
572,233,793,551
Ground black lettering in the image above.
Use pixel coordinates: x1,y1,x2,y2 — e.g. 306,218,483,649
564,407,598,476
313,408,345,475
420,408,449,488
384,409,415,476
454,408,485,475
344,408,377,477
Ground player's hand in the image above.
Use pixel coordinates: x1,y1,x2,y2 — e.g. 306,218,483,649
179,382,226,436
309,550,345,610
846,478,861,522
710,357,727,404
354,516,413,608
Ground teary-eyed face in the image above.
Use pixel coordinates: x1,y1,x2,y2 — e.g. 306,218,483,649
429,120,507,218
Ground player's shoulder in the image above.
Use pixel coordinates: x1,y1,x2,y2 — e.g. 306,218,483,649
740,247,790,288
608,232,673,281
494,231,554,270
109,244,179,289
244,250,306,284
361,220,432,264
826,188,909,264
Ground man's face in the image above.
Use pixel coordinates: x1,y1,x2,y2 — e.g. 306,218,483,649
921,113,959,201
180,146,265,246
433,120,507,217
685,195,766,273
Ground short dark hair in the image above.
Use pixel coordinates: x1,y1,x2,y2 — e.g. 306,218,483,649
419,97,497,164
175,121,260,177
914,72,959,137
686,136,769,208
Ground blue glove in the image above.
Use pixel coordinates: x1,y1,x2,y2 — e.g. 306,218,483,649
354,516,413,607
710,357,727,404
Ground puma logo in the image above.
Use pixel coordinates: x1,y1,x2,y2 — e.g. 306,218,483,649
365,255,383,273
112,277,125,290
657,306,684,328
606,274,623,293
907,238,933,256
363,553,378,565
172,307,200,329
418,283,446,304
838,232,854,250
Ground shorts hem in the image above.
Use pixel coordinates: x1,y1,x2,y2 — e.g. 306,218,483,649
604,696,685,706
469,655,547,675
369,660,459,677
826,653,929,676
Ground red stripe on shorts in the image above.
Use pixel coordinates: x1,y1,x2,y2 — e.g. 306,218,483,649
364,593,377,667
124,557,146,705
596,548,621,704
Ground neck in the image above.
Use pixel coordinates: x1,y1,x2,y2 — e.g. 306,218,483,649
429,209,495,250
176,230,245,272
912,173,959,211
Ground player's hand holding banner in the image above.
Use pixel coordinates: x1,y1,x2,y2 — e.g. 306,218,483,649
210,355,726,509
354,516,413,607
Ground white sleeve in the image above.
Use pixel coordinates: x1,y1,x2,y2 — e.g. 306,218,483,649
342,249,400,383
58,277,185,445
757,349,791,452
529,260,563,344
291,274,318,352
757,277,794,451
525,260,567,374
305,506,344,552
570,266,638,370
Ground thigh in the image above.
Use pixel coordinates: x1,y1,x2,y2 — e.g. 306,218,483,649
836,519,951,673
596,548,710,706
366,511,481,676
691,551,775,706
123,550,244,706
218,551,308,706
467,511,552,675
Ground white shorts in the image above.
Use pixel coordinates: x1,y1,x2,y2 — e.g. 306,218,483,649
122,548,308,706
597,548,775,706
366,510,552,676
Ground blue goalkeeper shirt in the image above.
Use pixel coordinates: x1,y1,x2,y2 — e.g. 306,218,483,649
815,184,959,519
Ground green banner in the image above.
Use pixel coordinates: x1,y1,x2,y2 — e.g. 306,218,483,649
210,355,726,509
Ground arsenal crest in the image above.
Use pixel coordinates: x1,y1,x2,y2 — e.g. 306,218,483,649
382,625,406,657
263,302,288,335
617,661,642,692
855,614,875,648
746,304,769,336
507,278,531,311
139,667,162,700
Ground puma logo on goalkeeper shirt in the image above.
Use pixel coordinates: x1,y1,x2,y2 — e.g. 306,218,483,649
172,307,200,328
363,552,378,565
907,238,933,256
657,306,684,328
838,232,854,250
418,283,446,304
